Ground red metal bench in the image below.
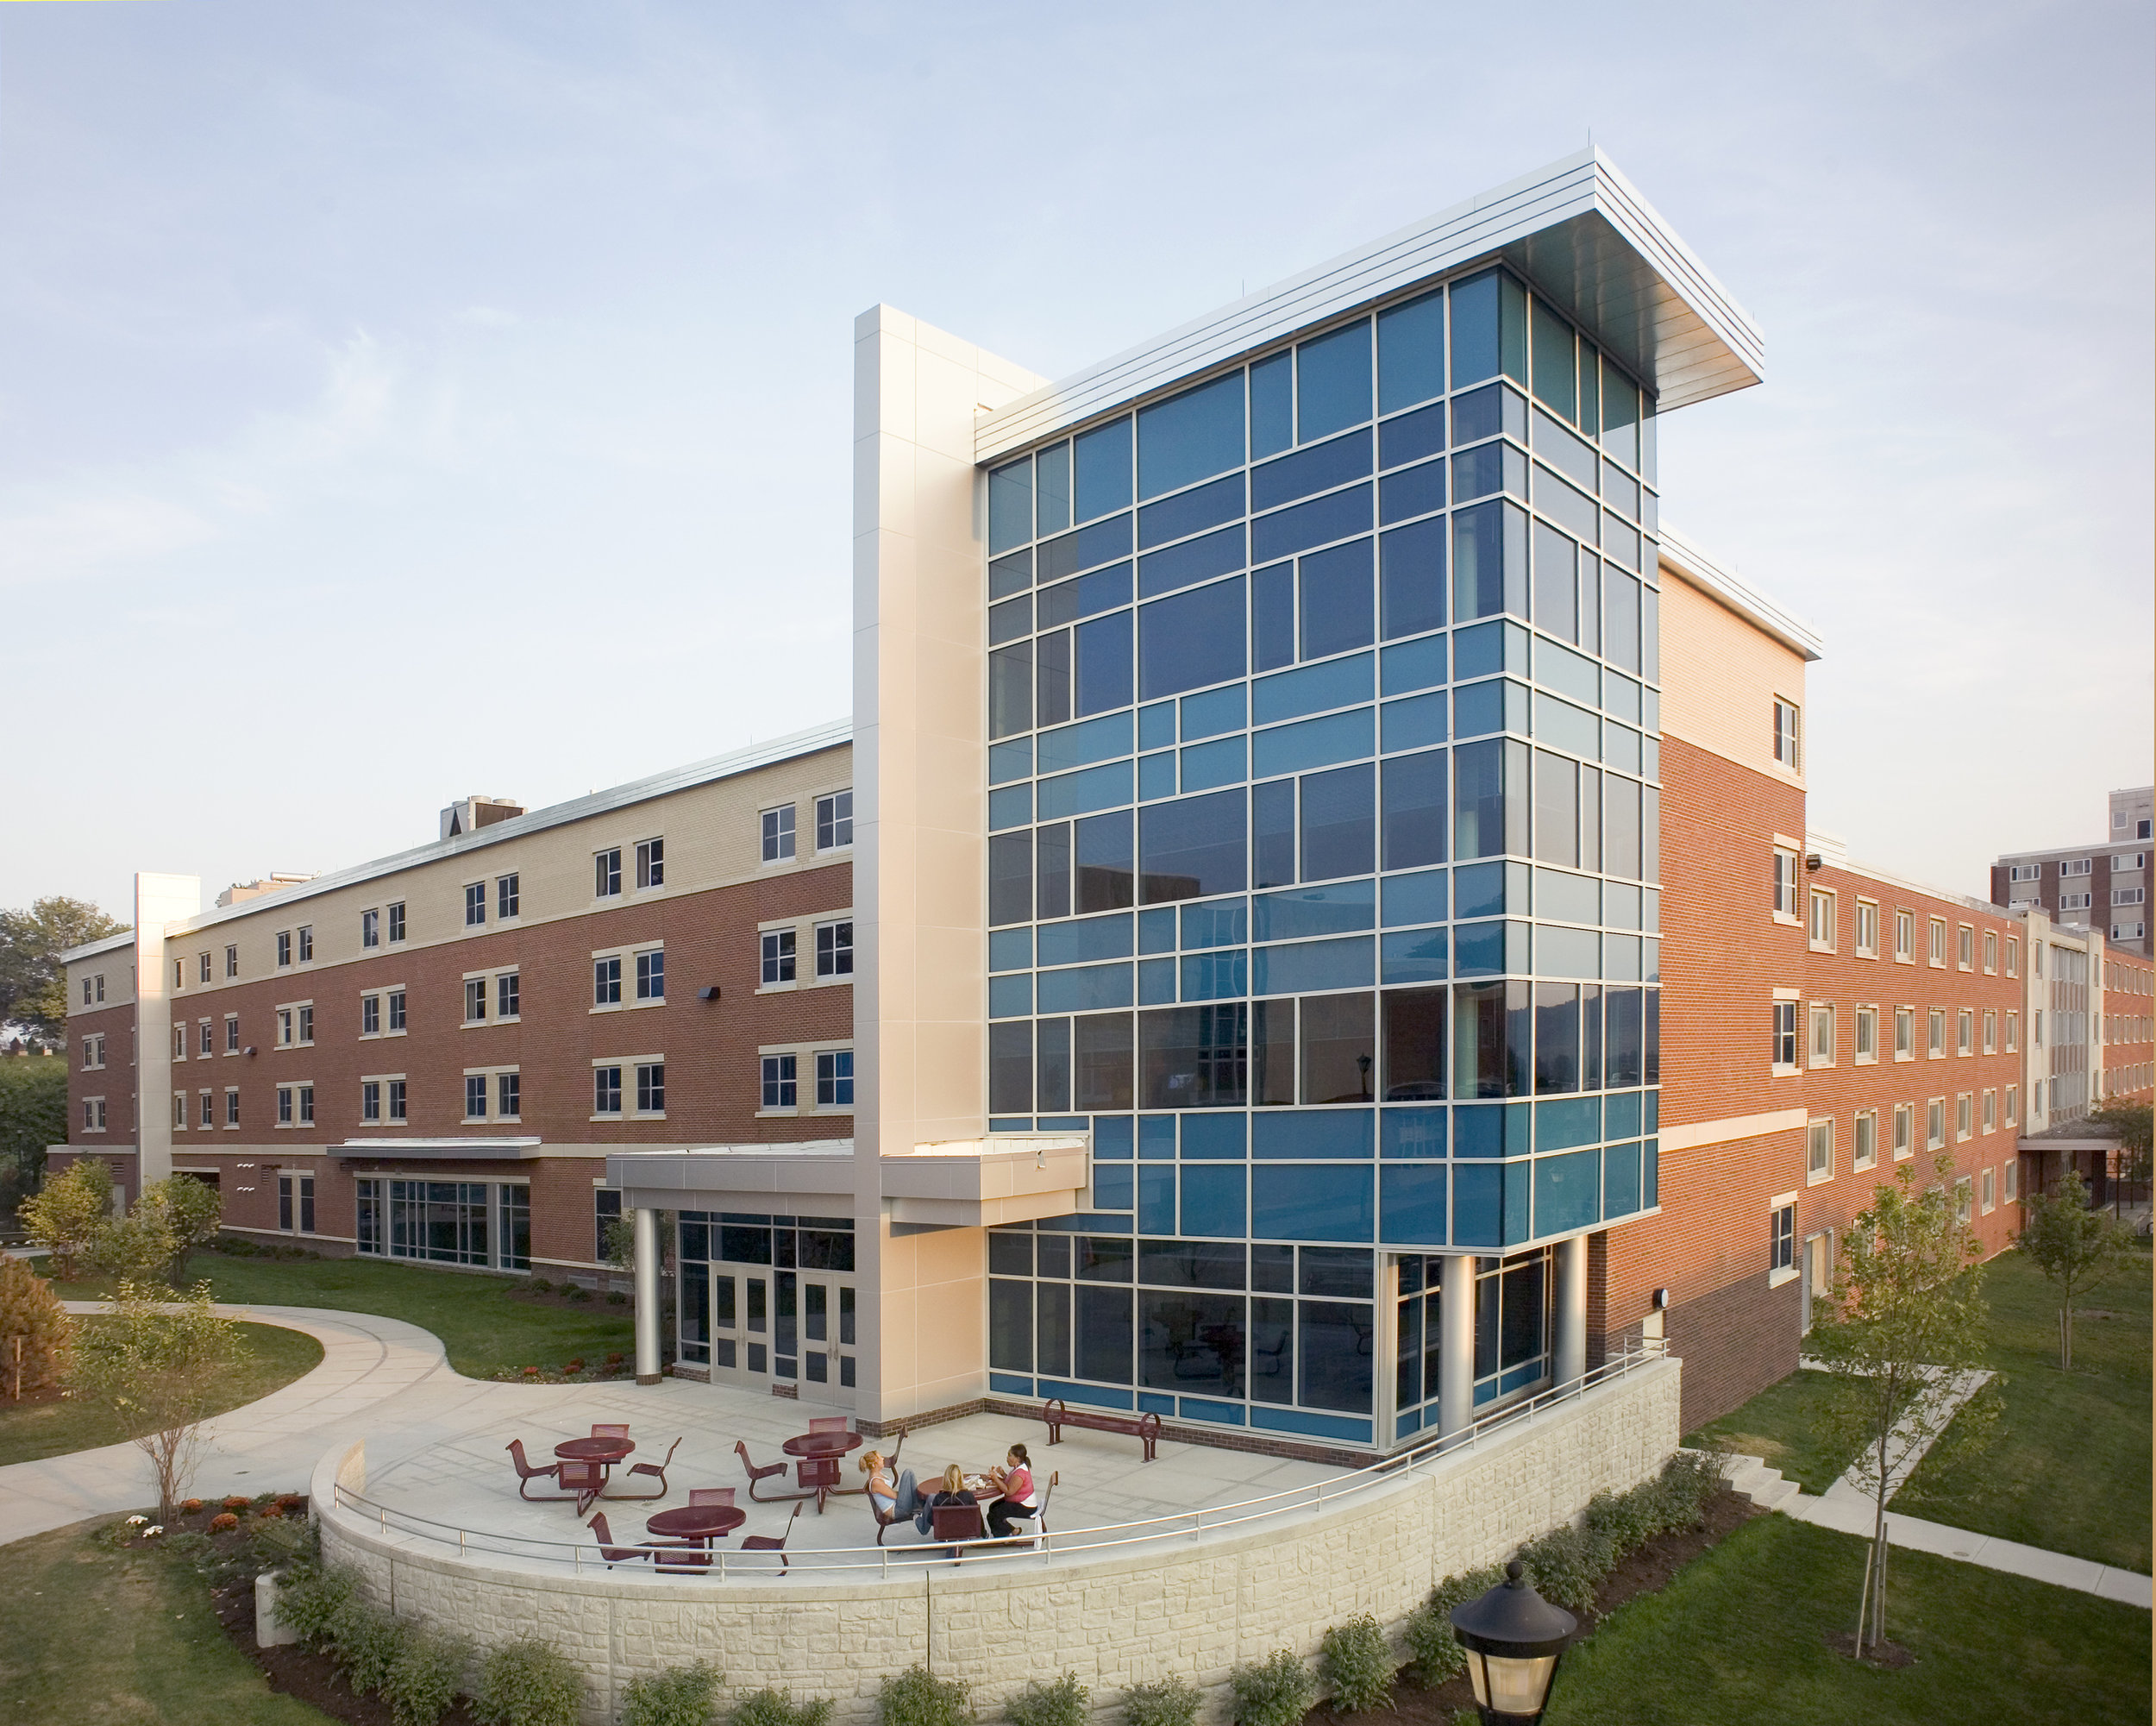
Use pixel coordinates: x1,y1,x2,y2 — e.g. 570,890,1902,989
1040,1398,1161,1460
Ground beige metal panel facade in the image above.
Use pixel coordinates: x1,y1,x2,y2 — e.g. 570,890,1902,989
1658,562,1807,784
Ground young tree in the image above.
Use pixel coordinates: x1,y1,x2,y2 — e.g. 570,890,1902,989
21,1157,115,1280
2088,1102,2153,1215
1809,1153,1992,1657
141,1174,223,1283
2018,1166,2134,1369
0,1254,73,1398
0,1054,68,1205
69,1279,240,1518
0,898,129,1042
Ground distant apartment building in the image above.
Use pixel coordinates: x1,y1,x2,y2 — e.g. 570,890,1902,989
1992,785,2154,961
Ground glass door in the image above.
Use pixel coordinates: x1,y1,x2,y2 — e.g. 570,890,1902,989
799,1272,859,1397
709,1264,773,1389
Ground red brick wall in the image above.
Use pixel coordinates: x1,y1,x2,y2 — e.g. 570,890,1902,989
2102,945,2153,1104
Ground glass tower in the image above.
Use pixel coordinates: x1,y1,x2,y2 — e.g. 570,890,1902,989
977,265,1663,1448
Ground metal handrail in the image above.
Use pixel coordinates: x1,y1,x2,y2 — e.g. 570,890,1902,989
329,1340,1668,1580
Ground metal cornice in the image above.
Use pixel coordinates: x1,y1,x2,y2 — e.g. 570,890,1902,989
1658,522,1824,663
975,149,1763,466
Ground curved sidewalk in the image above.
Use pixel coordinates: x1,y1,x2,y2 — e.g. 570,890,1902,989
0,1303,454,1546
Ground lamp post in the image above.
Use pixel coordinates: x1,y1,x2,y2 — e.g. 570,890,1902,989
1449,1560,1577,1724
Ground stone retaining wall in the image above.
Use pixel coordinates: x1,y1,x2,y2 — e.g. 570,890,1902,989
316,1359,1680,1726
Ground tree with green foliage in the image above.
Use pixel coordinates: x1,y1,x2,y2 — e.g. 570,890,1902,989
22,1156,115,1278
0,1252,72,1396
68,1278,241,1518
2089,1100,2153,1212
2018,1165,2135,1369
0,897,128,1043
140,1173,223,1283
1809,1152,1992,1658
0,1054,68,1211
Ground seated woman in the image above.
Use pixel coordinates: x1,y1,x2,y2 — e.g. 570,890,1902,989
858,1449,920,1522
984,1443,1037,1539
913,1463,976,1536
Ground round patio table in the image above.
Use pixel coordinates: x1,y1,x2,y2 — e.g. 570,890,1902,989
646,1503,746,1547
782,1430,863,1512
554,1436,635,1463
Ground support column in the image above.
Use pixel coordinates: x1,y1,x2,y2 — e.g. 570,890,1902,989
1373,1255,1401,1447
1438,1253,1476,1439
633,1207,661,1384
1555,1233,1589,1389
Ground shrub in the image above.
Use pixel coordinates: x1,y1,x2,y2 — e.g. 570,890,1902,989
607,1352,626,1365
330,1597,411,1696
528,1277,553,1294
1120,1676,1200,1726
210,1512,240,1532
162,1530,213,1560
474,1636,581,1726
623,1660,724,1726
607,1290,628,1305
881,1664,974,1726
1229,1649,1314,1726
1402,1565,1503,1685
385,1628,471,1726
1583,1484,1659,1560
1515,1523,1614,1617
181,1497,204,1514
1655,1450,1723,1531
222,1495,252,1511
1006,1671,1087,1726
277,1562,356,1650
566,1284,591,1302
1319,1615,1395,1715
732,1687,833,1726
0,1254,72,1396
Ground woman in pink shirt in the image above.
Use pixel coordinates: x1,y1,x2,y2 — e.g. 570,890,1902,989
985,1442,1037,1538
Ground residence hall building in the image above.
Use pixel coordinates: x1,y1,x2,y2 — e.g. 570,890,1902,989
58,725,858,1277
1991,784,2155,961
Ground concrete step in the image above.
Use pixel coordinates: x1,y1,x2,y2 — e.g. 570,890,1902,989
1715,1451,1802,1513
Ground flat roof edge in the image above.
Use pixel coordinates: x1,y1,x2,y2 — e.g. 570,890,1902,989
61,930,139,964
1658,524,1824,662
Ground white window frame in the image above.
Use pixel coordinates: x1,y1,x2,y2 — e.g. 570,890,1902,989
1854,899,1879,957
1771,993,1800,1073
1853,1108,1878,1171
1893,1006,1915,1061
761,805,797,864
816,790,855,854
1806,1118,1833,1184
1808,1001,1835,1068
1769,1194,1798,1286
1892,1102,1915,1160
1808,888,1836,952
1772,698,1801,772
636,839,664,890
1854,1004,1878,1064
1981,1166,1996,1214
1894,909,1915,963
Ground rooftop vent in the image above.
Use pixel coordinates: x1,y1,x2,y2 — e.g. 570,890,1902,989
441,795,525,840
215,872,316,909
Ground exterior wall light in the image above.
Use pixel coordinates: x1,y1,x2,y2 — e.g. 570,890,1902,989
1449,1560,1577,1723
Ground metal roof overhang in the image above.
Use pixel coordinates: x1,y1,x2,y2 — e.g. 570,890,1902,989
975,147,1762,466
336,1137,547,1163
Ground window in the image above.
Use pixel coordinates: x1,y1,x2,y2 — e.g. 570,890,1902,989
1983,930,1997,972
1773,698,1801,770
298,1005,312,1045
362,995,380,1036
388,989,407,1032
498,874,520,919
1925,1008,1945,1058
277,931,292,968
1982,1009,1996,1053
636,951,664,1001
1927,918,1946,966
761,1053,797,1109
1771,1204,1796,1275
197,951,212,983
2005,1010,2019,1051
761,806,797,863
594,957,622,1006
636,1062,666,1114
498,973,520,1019
464,882,486,926
1855,1005,1878,1062
465,1075,488,1120
299,1084,315,1126
594,1066,623,1114
224,1015,240,1052
1981,1166,1996,1212
636,839,664,889
2062,857,2092,876
1809,889,1836,951
388,1079,407,1121
498,1072,521,1118
2115,887,2147,907
174,958,185,989
2009,863,2039,882
593,1189,622,1261
1956,1093,1972,1140
172,1025,185,1060
1983,1089,1996,1133
83,1097,107,1132
1927,1098,1946,1150
1772,1000,1798,1070
225,945,238,978
1957,926,1974,970
200,1092,214,1129
1806,1118,1833,1183
201,1019,214,1057
595,849,623,897
83,979,94,1005
388,902,406,943
362,1081,381,1122
2060,892,2092,912
2004,1157,2018,1199
761,929,797,985
279,1174,315,1234
1855,901,1879,957
817,792,854,851
1771,846,1799,917
1956,1008,1973,1055
173,1093,186,1128
1954,1177,1972,1225
278,1008,294,1047
362,908,380,948
1894,909,1915,961
225,1089,240,1127
1853,1109,1877,1171
1808,1002,1835,1066
465,978,488,1022
817,1050,855,1107
298,926,314,963
816,919,855,979
1892,1102,1915,1159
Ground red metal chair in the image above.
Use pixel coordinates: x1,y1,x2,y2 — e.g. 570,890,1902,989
740,1501,804,1570
591,1423,631,1440
559,1457,606,1516
586,1512,653,1567
688,1487,736,1508
807,1416,851,1434
505,1440,573,1502
736,1440,813,1503
617,1436,681,1501
931,1499,985,1558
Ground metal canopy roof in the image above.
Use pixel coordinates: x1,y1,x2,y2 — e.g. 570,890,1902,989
975,148,1762,466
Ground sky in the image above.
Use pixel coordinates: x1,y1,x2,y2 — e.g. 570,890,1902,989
1,0,2150,925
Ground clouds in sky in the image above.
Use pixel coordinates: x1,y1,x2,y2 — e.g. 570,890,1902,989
0,0,2147,917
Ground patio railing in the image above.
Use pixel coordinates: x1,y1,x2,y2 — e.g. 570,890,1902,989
328,1339,1670,1581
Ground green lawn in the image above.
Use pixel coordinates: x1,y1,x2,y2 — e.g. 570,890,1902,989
51,1252,636,1379
1893,1246,2152,1572
0,1518,332,1725
1546,1514,2150,1726
1685,1370,1856,1494
0,1321,322,1468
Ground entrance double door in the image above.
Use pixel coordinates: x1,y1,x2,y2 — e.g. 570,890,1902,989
708,1261,858,1400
